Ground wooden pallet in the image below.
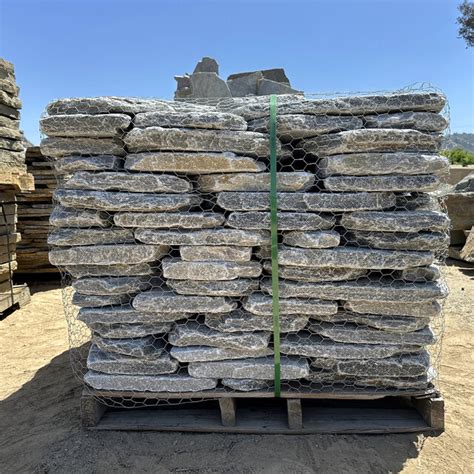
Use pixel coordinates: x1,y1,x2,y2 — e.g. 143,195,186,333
0,284,31,315
81,388,444,434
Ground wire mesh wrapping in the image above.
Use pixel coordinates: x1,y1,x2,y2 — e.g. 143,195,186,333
40,86,450,407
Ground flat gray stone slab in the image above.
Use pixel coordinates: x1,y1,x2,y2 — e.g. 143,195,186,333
53,155,123,173
41,137,125,158
301,129,442,156
217,192,396,212
50,205,111,228
114,212,224,229
188,356,309,380
133,290,236,313
48,228,135,246
72,276,151,295
134,228,270,246
205,311,309,333
189,72,232,98
125,151,265,174
94,335,164,358
221,379,271,391
318,152,449,177
277,245,433,270
50,244,168,266
243,293,338,316
283,230,340,248
197,172,314,192
40,113,132,137
64,171,192,193
84,370,218,392
162,258,262,281
398,265,441,282
226,212,335,231
54,189,201,212
167,279,259,297
66,263,154,278
180,245,252,262
363,111,448,132
124,127,278,157
353,374,433,390
170,345,272,363
72,293,132,307
344,300,442,318
341,211,450,232
395,193,442,212
324,175,442,192
169,322,270,350
87,345,178,375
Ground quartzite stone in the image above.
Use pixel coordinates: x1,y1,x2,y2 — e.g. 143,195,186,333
64,171,192,193
197,172,314,192
48,228,135,246
125,151,265,174
188,356,309,380
395,193,442,212
343,300,442,318
84,370,218,392
217,191,396,212
226,212,335,231
0,78,18,96
49,206,111,228
0,126,22,140
226,71,262,97
190,72,232,98
302,129,442,156
114,212,224,229
353,374,433,390
133,290,236,313
221,379,271,391
318,152,449,177
257,78,302,96
162,258,262,281
72,276,151,295
398,265,441,282
89,322,173,338
49,244,168,266
54,155,123,173
283,230,340,248
66,263,155,278
72,293,132,307
324,175,441,192
134,228,270,246
94,335,164,358
0,115,19,129
169,322,270,350
363,111,448,132
0,149,26,169
40,113,132,137
0,90,21,109
179,245,252,262
0,103,19,120
170,345,273,363
167,279,259,297
54,189,201,212
0,137,23,151
41,137,125,158
341,211,450,232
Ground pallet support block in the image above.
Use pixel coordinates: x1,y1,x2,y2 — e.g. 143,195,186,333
287,399,303,430
219,397,236,427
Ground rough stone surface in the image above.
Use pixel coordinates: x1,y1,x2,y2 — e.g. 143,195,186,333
72,276,151,295
53,155,123,173
188,356,309,380
114,212,224,229
49,206,111,228
189,72,232,98
72,293,132,307
125,151,265,174
226,72,262,97
344,300,442,318
41,137,125,158
48,228,135,246
66,263,155,278
89,322,174,338
221,379,271,391
257,79,302,96
94,335,164,358
324,175,442,192
363,112,448,132
353,374,433,390
170,345,272,363
194,57,219,74
283,230,341,248
395,193,442,212
179,245,252,262
167,279,259,297
398,265,441,282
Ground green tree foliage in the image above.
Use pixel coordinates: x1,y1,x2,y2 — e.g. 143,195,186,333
458,1,474,47
441,148,474,166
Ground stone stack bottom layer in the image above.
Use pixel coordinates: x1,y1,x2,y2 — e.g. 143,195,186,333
41,91,450,395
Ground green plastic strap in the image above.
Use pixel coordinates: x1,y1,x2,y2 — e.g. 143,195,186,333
269,95,281,397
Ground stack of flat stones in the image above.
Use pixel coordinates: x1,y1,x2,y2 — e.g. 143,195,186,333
42,90,450,395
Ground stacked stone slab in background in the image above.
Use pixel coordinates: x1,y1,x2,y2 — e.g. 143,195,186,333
42,90,449,395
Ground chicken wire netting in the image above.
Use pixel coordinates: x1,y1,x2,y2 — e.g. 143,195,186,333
41,86,450,408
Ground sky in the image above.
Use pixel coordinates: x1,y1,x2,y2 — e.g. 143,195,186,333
0,0,473,144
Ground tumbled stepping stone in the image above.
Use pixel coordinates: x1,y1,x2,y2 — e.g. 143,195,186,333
50,244,168,266
198,172,314,192
72,293,132,307
283,230,340,248
205,311,309,333
247,114,363,139
54,189,201,212
114,212,224,229
40,113,132,137
227,212,335,231
41,136,125,158
167,279,259,297
53,155,123,173
344,300,442,318
243,293,338,316
169,322,270,350
66,263,154,278
84,370,218,392
48,228,135,246
217,192,396,212
87,344,178,375
398,265,440,282
346,230,449,251
263,262,367,282
221,379,271,391
280,334,422,359
133,290,236,313
64,171,192,193
180,245,252,262
135,228,270,246
302,129,442,156
72,276,151,295
170,345,272,362
363,111,448,132
125,151,265,174
94,335,164,358
395,193,441,212
277,246,433,270
318,152,449,178
162,258,262,280
341,211,450,232
78,305,187,324
188,356,309,380
324,175,441,192
89,322,173,338
50,205,111,228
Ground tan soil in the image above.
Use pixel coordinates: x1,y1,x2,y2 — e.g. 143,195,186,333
0,261,472,473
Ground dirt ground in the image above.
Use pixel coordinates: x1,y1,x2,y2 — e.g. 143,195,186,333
0,261,472,474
